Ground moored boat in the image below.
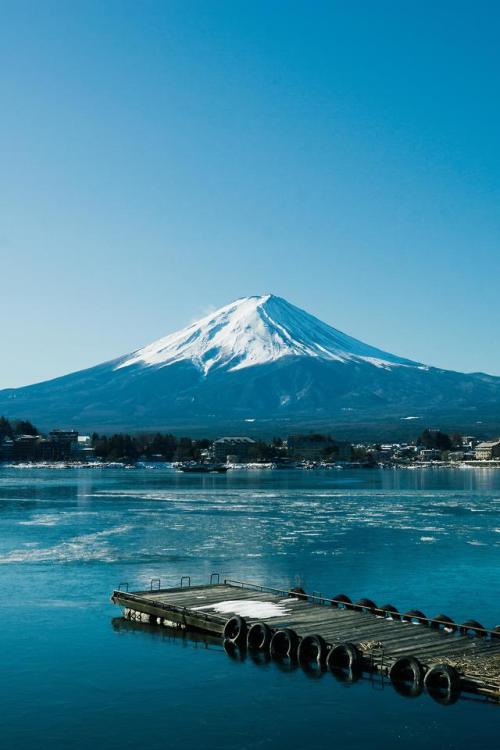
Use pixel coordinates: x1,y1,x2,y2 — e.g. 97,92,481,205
179,463,228,473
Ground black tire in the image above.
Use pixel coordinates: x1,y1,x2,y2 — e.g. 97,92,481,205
354,597,377,613
389,656,424,698
297,634,328,664
379,603,400,621
492,625,500,639
326,642,360,671
331,593,352,609
247,621,272,650
459,619,486,637
223,615,247,646
270,628,299,659
402,609,428,625
424,663,461,705
431,614,457,632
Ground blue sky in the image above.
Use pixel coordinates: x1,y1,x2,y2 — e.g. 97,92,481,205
1,1,500,388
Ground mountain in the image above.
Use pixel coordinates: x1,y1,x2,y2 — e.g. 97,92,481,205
1,294,500,437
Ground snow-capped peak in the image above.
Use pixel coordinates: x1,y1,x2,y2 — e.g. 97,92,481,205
116,294,420,375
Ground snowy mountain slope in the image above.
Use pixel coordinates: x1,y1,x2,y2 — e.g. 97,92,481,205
1,294,500,436
116,294,421,374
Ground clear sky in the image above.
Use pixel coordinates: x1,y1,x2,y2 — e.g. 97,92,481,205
1,0,500,388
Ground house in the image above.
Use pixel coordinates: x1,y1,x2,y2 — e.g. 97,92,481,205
419,448,441,461
475,440,500,461
213,437,256,463
71,435,95,461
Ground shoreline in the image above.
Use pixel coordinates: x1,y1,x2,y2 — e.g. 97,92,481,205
2,460,500,470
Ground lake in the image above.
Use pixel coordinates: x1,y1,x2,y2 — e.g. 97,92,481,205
0,465,498,749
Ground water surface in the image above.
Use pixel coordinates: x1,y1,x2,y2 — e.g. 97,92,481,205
0,466,498,749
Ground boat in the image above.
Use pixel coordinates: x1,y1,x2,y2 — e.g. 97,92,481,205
179,463,228,473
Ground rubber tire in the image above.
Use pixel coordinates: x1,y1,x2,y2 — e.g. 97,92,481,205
326,642,360,671
331,593,352,609
270,628,299,659
379,603,400,621
297,634,328,664
402,609,428,624
459,619,486,637
247,621,272,650
389,656,424,698
431,614,457,632
424,663,461,705
354,597,377,612
223,615,247,646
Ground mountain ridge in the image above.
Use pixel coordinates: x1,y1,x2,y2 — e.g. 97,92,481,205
1,294,500,437
115,294,421,374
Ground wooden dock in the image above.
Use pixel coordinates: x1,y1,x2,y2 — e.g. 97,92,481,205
111,577,500,704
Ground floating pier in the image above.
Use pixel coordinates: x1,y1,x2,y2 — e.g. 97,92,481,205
111,577,500,704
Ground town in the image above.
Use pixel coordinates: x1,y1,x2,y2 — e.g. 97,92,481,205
1,416,500,468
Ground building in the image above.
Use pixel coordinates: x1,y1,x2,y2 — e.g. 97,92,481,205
49,430,79,459
71,435,95,461
419,448,441,461
212,437,256,463
475,440,500,461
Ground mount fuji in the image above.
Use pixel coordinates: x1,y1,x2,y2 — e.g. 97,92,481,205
1,294,500,437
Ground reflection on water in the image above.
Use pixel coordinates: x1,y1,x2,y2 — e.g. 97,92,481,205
111,614,496,707
0,466,499,749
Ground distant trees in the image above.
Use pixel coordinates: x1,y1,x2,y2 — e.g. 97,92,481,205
13,420,38,436
90,432,211,462
0,417,38,438
450,432,464,448
0,417,12,438
248,440,276,462
416,429,452,451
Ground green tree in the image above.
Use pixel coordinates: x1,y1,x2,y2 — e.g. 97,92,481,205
0,416,13,438
13,420,38,436
416,429,452,451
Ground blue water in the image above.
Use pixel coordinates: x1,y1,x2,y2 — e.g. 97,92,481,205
0,466,498,749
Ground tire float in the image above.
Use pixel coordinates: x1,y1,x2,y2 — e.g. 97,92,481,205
430,614,457,632
389,656,424,698
354,598,377,613
379,603,400,620
331,593,353,609
247,621,272,650
223,615,247,646
270,628,299,659
459,619,486,637
297,634,328,665
402,609,428,625
424,663,461,705
326,642,361,671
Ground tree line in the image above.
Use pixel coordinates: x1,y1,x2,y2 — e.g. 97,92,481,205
90,433,282,462
0,417,38,438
